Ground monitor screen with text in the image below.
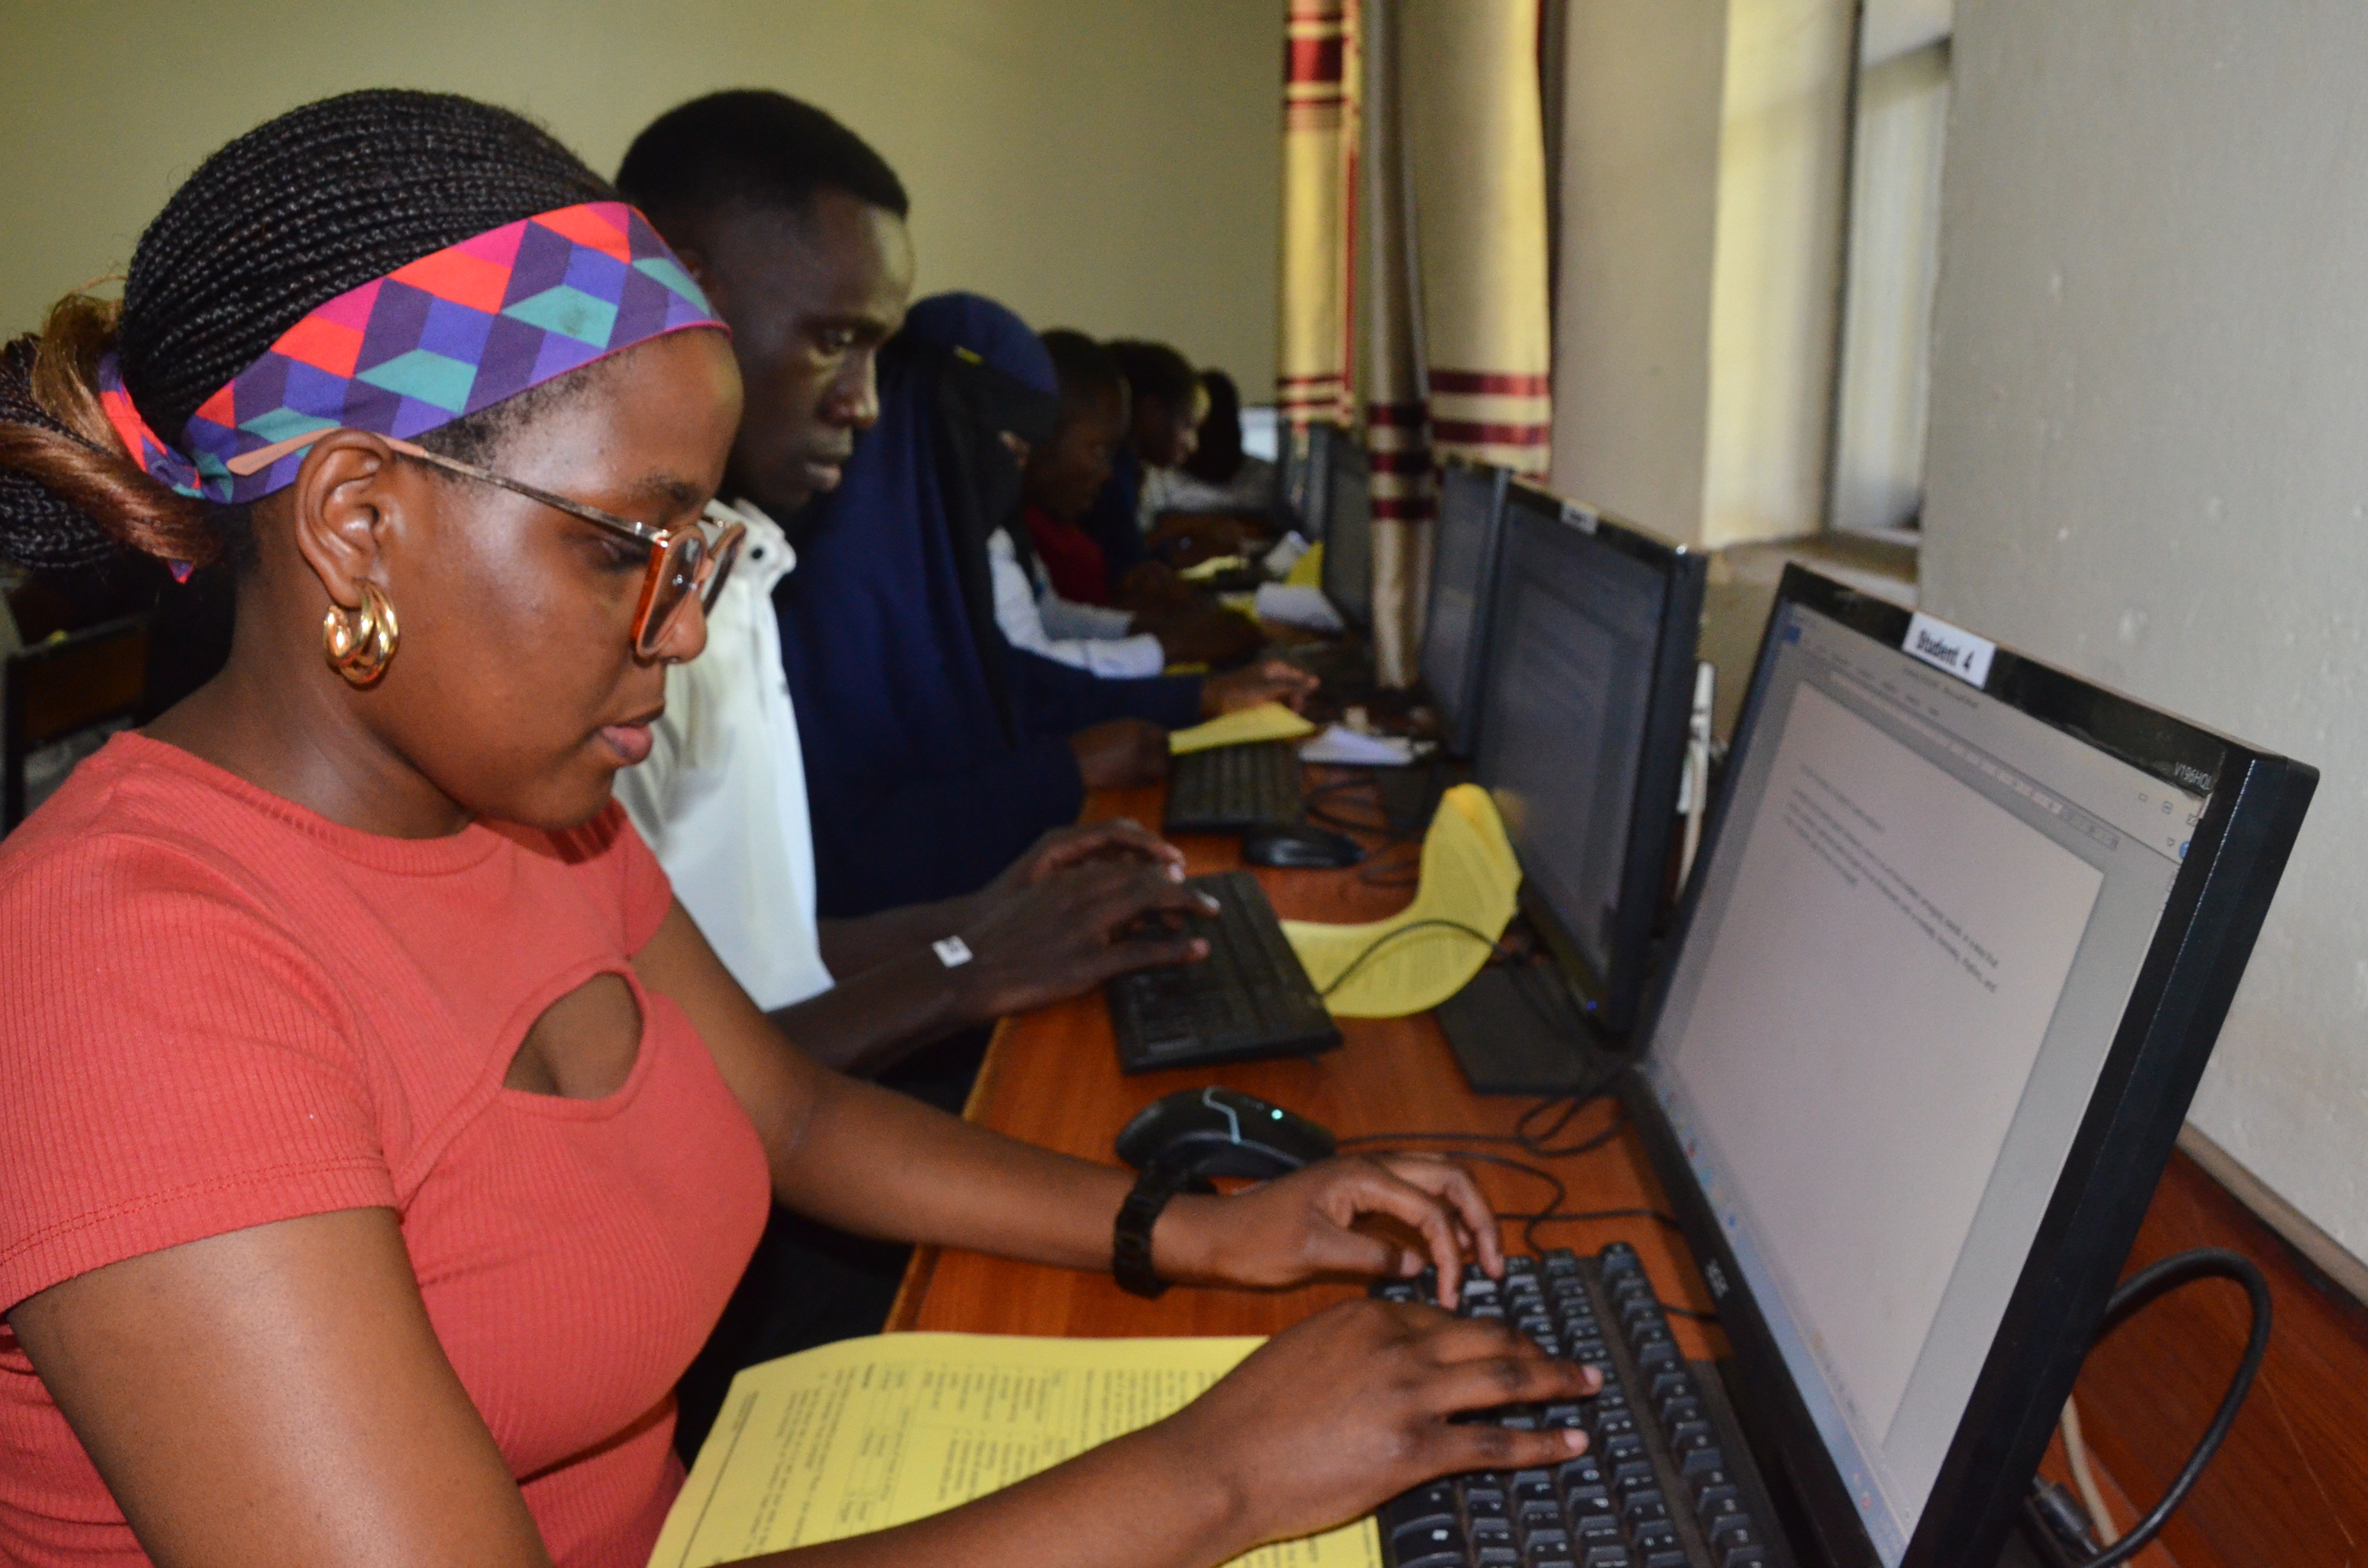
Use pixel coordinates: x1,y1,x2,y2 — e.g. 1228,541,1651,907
1475,510,1670,992
1641,600,2201,1565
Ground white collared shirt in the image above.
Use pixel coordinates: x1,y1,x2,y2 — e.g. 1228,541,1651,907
985,527,1167,679
613,499,834,1010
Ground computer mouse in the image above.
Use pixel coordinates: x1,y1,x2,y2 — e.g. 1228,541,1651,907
1115,1086,1338,1179
1241,823,1365,870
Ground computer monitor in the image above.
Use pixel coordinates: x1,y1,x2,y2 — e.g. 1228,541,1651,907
1442,496,1706,1090
1274,421,1331,540
1419,459,1514,757
1629,567,2313,1568
1320,429,1373,632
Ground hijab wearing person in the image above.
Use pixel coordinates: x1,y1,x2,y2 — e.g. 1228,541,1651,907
776,292,1197,917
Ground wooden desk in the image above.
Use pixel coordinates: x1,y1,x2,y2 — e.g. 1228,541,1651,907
887,779,1720,1359
889,782,2362,1568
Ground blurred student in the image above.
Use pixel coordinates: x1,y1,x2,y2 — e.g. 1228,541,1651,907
614,92,1228,1452
780,308,1307,920
1076,338,1202,585
614,94,1304,924
1149,368,1277,518
1017,331,1257,667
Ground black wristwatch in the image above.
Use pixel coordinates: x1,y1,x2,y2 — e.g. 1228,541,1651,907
1114,1161,1215,1299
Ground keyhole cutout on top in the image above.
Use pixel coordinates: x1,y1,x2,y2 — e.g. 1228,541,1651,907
504,972,643,1100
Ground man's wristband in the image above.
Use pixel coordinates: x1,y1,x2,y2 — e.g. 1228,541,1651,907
1114,1161,1215,1299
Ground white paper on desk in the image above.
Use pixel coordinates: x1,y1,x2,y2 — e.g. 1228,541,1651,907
1298,724,1424,767
1263,530,1311,576
1253,582,1344,632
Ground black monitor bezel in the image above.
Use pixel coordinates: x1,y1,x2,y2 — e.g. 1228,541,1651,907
1470,493,1706,1037
1419,458,1514,758
1624,564,2315,1568
1275,421,1331,540
1319,427,1373,632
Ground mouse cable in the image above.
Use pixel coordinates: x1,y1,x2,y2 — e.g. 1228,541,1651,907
1336,1108,1627,1167
2018,1248,2271,1568
1348,1144,1569,1221
1301,774,1404,837
1356,845,1424,890
1303,772,1433,849
1315,918,1518,1000
1353,1141,1710,1320
1517,1060,1638,1158
1335,1058,1625,1162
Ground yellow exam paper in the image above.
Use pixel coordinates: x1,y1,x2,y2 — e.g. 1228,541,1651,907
1178,553,1251,582
647,1332,1380,1568
1169,702,1319,755
1286,541,1325,587
1281,783,1522,1018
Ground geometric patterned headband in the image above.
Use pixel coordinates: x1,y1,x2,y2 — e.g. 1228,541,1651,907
94,202,727,507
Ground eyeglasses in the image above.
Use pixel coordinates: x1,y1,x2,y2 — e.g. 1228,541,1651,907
383,438,745,659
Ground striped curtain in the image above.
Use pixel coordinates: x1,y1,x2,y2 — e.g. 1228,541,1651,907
1277,0,1556,685
1277,0,1360,430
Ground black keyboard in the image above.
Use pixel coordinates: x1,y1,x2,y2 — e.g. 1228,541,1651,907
1164,742,1306,835
1107,870,1342,1072
1371,1245,1791,1568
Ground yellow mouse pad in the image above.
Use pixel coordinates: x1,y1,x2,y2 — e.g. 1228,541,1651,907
1280,784,1522,1018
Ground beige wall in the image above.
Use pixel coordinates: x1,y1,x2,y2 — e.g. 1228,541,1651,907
0,0,1283,391
1549,0,1854,548
1700,0,1854,547
1549,0,1729,544
1923,1,2368,1258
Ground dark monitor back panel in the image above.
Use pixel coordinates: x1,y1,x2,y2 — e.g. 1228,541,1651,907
1321,429,1373,632
1468,498,1705,1038
1420,459,1513,758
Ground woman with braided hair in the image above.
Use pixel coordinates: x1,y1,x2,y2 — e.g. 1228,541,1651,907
0,90,1595,1568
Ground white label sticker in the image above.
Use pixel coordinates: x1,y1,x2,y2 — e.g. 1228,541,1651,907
1902,612,1996,688
932,936,974,968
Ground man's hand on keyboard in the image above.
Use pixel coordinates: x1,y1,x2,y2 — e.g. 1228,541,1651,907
988,817,1188,894
1201,658,1320,717
1153,1298,1602,1556
949,860,1219,1019
1151,1153,1503,1307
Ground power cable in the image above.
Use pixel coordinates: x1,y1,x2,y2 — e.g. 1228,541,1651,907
2021,1248,2271,1568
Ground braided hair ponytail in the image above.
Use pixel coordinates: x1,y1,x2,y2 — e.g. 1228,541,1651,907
0,90,614,573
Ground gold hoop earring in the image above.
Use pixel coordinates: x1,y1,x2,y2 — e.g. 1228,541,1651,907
322,581,399,687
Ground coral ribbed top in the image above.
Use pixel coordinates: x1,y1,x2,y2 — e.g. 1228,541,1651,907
0,733,773,1567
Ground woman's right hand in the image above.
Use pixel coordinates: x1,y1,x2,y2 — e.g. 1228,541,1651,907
1153,1297,1603,1557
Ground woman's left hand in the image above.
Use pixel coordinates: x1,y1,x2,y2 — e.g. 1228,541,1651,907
1149,1154,1503,1309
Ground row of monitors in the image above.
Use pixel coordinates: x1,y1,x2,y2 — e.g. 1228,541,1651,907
1425,459,1704,1034
1301,436,2314,1567
1281,428,1698,1036
1276,422,1372,635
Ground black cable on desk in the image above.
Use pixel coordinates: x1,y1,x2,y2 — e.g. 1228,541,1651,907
1313,917,1517,999
2021,1247,2272,1568
1317,917,1710,1307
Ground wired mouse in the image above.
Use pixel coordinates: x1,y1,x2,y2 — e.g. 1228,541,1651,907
1241,823,1364,870
1115,1086,1338,1179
